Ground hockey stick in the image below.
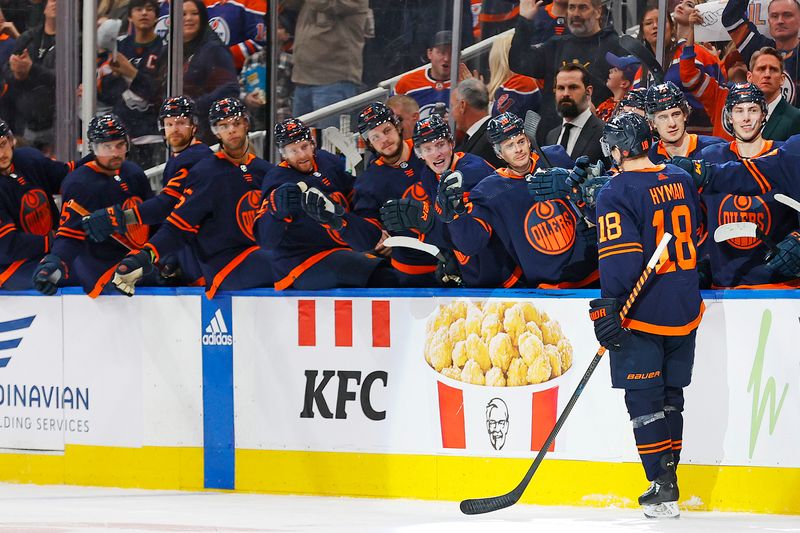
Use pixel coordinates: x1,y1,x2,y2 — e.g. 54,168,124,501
775,193,800,214
382,235,446,262
713,222,779,258
67,199,133,250
619,35,665,85
459,232,673,516
523,110,553,169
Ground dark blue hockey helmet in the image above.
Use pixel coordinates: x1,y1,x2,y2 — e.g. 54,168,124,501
486,112,525,145
619,87,648,112
601,112,653,163
87,113,128,144
723,82,767,137
209,97,249,127
357,102,400,138
0,118,12,139
645,82,689,116
412,113,452,147
158,95,197,130
274,117,312,149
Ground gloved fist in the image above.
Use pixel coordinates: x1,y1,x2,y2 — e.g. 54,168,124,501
526,167,572,202
434,170,466,222
435,249,462,287
669,156,710,188
267,182,302,219
32,254,66,296
112,249,154,297
301,186,345,230
589,297,629,350
766,231,800,278
579,175,611,208
569,156,605,188
379,198,434,233
81,204,126,243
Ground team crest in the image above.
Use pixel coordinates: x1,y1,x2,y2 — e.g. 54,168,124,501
524,199,576,255
402,182,428,202
122,197,149,248
717,194,771,250
236,190,262,241
208,17,231,45
19,189,52,236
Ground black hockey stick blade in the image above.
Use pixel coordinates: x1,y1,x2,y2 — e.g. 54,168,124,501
619,35,664,84
524,110,553,168
460,234,673,516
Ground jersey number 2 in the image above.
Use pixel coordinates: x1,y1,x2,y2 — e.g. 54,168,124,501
652,205,696,273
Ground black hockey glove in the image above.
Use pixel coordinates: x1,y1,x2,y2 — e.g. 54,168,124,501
766,231,800,278
435,249,462,287
113,249,154,297
301,186,345,230
379,198,434,233
589,298,630,350
568,155,593,186
434,170,466,222
81,204,126,243
267,182,302,219
526,167,571,202
32,254,66,296
669,156,711,188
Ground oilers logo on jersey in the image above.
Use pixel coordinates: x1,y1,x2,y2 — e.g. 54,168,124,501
524,199,577,255
236,190,262,241
19,189,52,236
717,194,771,250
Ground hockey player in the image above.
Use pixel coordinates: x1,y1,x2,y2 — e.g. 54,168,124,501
0,120,85,290
32,114,155,297
385,113,522,287
435,112,598,288
81,96,213,284
590,112,704,518
618,87,648,117
256,118,401,290
109,97,274,297
645,82,724,162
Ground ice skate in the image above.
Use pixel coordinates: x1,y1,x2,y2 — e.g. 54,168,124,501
639,454,680,519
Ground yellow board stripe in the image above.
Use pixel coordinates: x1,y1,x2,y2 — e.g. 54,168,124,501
0,446,798,515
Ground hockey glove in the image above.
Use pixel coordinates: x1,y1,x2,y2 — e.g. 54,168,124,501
435,249,463,287
579,175,611,209
267,182,303,219
32,254,66,296
567,155,593,186
434,170,466,222
379,198,434,233
301,186,345,230
81,204,126,243
526,167,571,202
766,231,800,278
669,156,711,188
589,298,630,350
112,249,154,297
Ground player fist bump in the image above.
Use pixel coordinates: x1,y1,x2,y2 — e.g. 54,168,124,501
380,198,434,233
589,298,630,350
526,167,572,202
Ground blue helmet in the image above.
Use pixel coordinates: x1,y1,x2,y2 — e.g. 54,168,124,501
723,82,767,137
357,102,399,137
87,113,128,144
602,112,653,163
274,117,312,148
486,112,525,145
619,87,648,113
412,113,452,147
159,95,196,129
645,82,689,116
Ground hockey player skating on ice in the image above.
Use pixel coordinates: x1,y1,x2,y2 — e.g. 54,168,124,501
434,111,599,288
33,114,155,297
645,82,724,163
110,97,275,297
591,112,704,519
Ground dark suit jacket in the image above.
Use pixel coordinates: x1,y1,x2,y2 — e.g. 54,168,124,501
456,118,505,169
546,112,609,167
763,97,800,142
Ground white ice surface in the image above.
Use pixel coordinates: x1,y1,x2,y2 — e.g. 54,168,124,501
0,483,797,533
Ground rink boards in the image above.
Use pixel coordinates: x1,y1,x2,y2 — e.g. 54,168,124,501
0,287,797,514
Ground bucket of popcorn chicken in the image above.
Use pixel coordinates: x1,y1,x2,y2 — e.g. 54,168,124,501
424,300,573,454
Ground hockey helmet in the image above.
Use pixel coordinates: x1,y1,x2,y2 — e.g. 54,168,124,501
619,87,648,112
601,112,653,163
486,112,526,145
412,113,452,147
723,82,767,137
357,102,400,138
158,95,197,130
0,119,12,139
645,82,689,116
274,117,312,149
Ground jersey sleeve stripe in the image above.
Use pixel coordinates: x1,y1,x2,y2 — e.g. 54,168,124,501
598,241,644,253
502,265,523,288
87,263,119,299
0,259,26,288
599,246,643,261
742,158,770,194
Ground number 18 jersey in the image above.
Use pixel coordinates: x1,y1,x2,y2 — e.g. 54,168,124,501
595,163,704,335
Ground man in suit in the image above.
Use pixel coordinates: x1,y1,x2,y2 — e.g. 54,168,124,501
451,77,505,168
546,64,609,167
748,48,800,141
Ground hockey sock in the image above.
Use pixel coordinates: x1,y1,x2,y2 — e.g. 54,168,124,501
665,386,685,465
631,411,673,481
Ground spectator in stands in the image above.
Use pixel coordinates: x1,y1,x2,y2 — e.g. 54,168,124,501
596,53,639,122
0,8,18,69
240,48,266,131
750,48,800,141
1,0,56,155
286,0,369,128
509,0,626,140
0,1,34,35
394,31,457,119
204,0,267,71
98,0,165,169
516,0,568,44
386,95,420,140
545,64,608,167
723,0,800,108
487,31,540,118
480,0,525,39
98,0,131,24
452,78,505,168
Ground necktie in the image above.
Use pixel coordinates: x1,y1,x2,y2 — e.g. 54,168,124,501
560,123,574,151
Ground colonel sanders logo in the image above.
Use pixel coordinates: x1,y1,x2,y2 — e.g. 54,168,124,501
486,398,509,450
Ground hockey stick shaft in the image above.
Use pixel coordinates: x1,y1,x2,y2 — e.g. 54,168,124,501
66,199,133,251
523,110,553,168
460,233,673,516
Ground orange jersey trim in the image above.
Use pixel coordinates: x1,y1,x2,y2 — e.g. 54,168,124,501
742,158,770,195
0,259,26,288
274,247,351,291
622,302,705,336
729,140,774,159
479,5,519,22
501,73,538,93
712,278,800,290
88,263,119,299
537,269,599,289
502,266,523,288
206,245,261,299
390,258,436,275
657,135,698,159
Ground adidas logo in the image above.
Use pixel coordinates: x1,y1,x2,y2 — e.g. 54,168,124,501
202,309,233,346
0,315,36,368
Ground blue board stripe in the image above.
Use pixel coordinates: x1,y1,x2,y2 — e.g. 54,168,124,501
201,295,235,490
0,357,9,368
0,338,22,351
0,315,34,333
